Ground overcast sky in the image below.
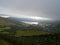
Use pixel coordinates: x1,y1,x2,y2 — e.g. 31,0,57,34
0,0,60,20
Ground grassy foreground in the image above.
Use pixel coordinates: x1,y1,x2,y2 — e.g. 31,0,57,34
0,33,60,45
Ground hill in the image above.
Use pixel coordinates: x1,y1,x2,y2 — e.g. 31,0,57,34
0,17,50,36
0,17,60,45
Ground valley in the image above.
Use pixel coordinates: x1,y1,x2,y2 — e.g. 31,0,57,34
0,17,60,45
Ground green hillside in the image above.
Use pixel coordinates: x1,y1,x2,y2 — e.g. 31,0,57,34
0,17,50,36
0,17,60,45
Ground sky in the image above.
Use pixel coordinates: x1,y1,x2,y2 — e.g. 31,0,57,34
0,0,60,20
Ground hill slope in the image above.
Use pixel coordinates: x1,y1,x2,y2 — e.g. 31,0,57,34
0,17,60,45
0,17,50,36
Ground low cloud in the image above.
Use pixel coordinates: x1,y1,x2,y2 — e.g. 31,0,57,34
0,0,60,20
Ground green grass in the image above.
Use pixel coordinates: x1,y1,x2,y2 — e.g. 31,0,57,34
0,40,9,45
16,30,49,36
0,27,11,31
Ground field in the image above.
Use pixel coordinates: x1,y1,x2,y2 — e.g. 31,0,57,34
15,30,49,36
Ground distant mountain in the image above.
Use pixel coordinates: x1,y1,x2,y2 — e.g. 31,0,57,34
8,16,60,24
0,14,60,23
8,17,39,22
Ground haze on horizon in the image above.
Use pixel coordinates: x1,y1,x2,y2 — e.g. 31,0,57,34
0,0,60,20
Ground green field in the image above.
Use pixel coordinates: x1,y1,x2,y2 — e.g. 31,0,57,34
16,30,49,36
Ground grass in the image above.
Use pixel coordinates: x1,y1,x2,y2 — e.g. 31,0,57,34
0,40,9,45
0,27,11,31
16,30,49,36
0,33,60,45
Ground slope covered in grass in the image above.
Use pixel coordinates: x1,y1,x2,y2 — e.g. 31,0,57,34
16,30,49,36
0,17,50,36
0,33,60,45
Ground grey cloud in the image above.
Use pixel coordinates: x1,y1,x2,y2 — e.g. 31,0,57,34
0,0,60,20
